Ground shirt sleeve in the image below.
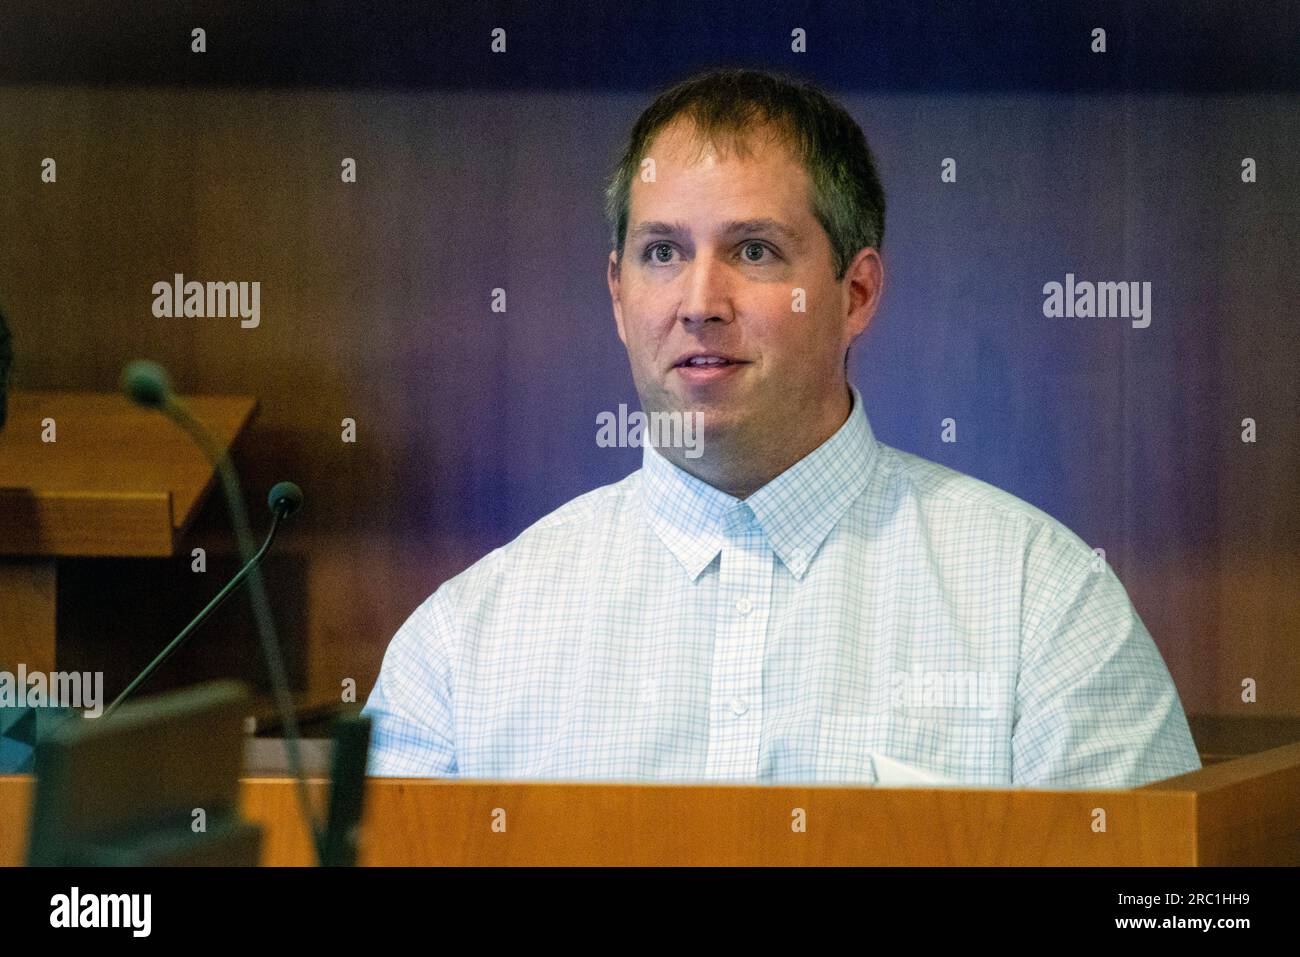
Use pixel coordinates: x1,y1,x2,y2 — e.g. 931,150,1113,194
362,589,459,777
1011,530,1202,788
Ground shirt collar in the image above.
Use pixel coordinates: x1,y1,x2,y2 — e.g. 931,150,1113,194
638,386,880,581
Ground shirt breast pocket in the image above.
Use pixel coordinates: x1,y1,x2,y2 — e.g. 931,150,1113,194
815,713,971,784
815,713,892,783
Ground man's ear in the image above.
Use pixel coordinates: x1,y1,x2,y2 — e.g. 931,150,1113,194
842,246,883,353
608,250,628,346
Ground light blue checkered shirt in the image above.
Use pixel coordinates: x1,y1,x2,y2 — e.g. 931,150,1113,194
364,387,1201,788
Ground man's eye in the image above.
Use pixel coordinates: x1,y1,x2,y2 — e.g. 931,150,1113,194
644,242,677,264
642,241,777,264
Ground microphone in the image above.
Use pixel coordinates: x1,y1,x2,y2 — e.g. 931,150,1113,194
122,359,168,409
118,360,324,863
267,480,303,519
102,482,304,718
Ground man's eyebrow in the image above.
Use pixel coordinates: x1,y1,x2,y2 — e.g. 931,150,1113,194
719,218,803,244
627,218,803,244
628,221,687,241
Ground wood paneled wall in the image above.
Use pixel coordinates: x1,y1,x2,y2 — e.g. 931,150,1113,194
0,85,1295,717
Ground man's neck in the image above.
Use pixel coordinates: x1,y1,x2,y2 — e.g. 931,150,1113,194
655,385,854,499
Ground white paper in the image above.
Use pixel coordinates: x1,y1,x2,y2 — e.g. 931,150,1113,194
869,751,960,786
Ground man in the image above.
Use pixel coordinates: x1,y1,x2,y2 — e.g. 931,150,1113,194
363,68,1201,787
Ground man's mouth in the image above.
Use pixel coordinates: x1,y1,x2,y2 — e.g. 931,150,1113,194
673,354,748,368
671,353,751,386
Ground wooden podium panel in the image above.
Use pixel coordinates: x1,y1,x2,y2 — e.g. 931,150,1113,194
0,390,257,673
3,741,1297,866
0,391,257,557
1143,741,1300,867
0,489,175,558
243,777,1198,867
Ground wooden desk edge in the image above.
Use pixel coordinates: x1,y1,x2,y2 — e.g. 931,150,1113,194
6,745,1299,866
1140,741,1300,866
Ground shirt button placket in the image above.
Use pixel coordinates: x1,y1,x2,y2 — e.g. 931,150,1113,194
703,505,772,779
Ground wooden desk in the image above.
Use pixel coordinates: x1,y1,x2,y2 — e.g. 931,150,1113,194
0,390,257,673
3,742,1297,866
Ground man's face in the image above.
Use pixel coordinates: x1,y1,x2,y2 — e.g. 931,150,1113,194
608,118,878,469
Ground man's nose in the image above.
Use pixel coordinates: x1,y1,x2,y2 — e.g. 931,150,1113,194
677,253,735,326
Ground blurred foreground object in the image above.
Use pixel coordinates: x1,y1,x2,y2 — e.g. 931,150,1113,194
26,681,260,866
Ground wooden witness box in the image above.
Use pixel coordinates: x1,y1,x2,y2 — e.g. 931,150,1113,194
1,741,1297,866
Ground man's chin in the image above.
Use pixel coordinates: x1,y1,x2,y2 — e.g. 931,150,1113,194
676,403,750,448
641,394,737,429
643,379,761,438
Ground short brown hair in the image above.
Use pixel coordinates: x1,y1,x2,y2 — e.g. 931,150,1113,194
604,67,886,281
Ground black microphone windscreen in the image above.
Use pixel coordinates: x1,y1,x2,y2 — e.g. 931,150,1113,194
268,481,304,518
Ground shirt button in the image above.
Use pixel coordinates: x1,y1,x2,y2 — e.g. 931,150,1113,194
735,597,753,616
730,697,749,716
790,548,807,567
